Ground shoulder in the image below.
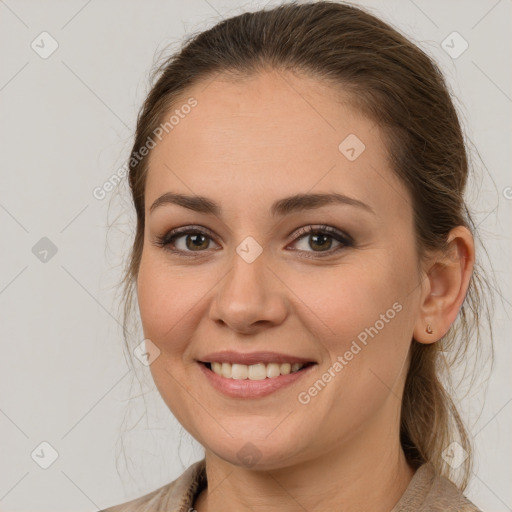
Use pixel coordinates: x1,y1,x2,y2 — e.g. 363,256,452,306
393,463,482,512
99,459,206,512
426,469,482,512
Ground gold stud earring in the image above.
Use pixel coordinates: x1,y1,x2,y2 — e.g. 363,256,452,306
426,324,433,334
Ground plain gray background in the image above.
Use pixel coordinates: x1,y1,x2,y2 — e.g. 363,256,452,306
0,0,510,511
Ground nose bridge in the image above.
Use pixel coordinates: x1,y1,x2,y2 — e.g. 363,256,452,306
229,239,267,295
209,238,287,332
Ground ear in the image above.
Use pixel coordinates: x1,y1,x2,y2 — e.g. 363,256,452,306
413,226,475,344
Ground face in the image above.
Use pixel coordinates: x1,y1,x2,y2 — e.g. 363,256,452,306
136,69,424,470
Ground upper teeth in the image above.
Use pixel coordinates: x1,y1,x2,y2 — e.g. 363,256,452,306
210,362,305,380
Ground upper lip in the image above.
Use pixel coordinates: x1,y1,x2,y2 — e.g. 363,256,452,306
198,351,316,365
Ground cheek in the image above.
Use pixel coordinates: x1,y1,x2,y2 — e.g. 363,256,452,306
291,252,419,420
136,253,208,433
290,258,417,434
136,256,170,340
136,249,227,368
290,255,416,352
136,252,198,352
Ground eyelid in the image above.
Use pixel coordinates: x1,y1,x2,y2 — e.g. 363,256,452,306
284,224,353,258
153,225,220,251
153,224,353,257
289,224,353,245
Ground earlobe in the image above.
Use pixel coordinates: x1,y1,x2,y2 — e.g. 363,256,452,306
414,319,437,344
413,226,475,345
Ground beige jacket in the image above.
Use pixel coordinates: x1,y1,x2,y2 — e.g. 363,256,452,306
100,459,482,511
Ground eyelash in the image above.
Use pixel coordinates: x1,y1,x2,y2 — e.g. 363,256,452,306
153,224,353,259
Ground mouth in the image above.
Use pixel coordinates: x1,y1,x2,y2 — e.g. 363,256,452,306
201,361,315,380
196,353,317,398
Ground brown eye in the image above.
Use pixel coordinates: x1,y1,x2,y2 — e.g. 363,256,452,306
154,224,352,258
289,225,352,256
183,233,211,251
308,233,334,251
153,227,220,255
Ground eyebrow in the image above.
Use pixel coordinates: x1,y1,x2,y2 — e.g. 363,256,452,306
149,191,375,217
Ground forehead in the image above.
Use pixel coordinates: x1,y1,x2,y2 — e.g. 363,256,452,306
145,69,410,219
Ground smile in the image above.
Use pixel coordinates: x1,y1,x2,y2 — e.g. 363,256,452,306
206,361,311,380
196,351,317,398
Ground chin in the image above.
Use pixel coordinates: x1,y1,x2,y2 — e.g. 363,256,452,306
201,432,309,471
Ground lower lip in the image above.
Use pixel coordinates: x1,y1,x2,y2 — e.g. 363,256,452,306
198,362,316,399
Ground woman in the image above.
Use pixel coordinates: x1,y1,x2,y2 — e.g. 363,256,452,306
102,1,490,510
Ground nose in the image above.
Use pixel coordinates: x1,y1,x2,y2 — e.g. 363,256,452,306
208,248,288,334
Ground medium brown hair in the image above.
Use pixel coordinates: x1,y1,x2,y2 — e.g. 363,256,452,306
118,0,493,490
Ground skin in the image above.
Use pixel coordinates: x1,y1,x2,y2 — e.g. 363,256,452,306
136,69,474,512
